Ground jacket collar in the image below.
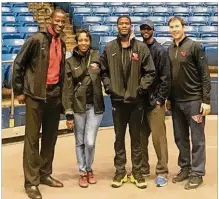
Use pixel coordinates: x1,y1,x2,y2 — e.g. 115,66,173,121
40,26,67,42
116,31,136,48
146,38,157,48
72,46,91,58
173,36,188,47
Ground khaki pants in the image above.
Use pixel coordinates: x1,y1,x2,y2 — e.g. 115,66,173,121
140,105,168,175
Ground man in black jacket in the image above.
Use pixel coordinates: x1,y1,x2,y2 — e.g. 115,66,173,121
140,19,171,187
12,9,66,199
100,15,155,189
167,16,211,190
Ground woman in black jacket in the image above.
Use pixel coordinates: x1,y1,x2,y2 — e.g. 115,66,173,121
62,29,104,188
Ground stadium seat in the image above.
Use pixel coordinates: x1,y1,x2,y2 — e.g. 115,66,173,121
72,7,92,16
89,2,106,7
3,22,22,27
130,16,144,25
2,47,12,54
2,7,11,12
133,7,151,16
2,33,24,39
2,54,17,61
11,3,28,7
23,22,39,27
192,7,212,16
205,45,218,66
100,36,117,45
2,3,11,7
125,2,145,7
3,39,25,48
212,6,218,16
204,2,218,7
113,7,132,16
2,26,17,33
2,16,16,23
14,105,26,127
89,25,112,35
146,2,164,7
104,16,119,25
92,7,112,16
146,16,166,26
199,26,218,38
154,26,172,37
152,7,172,16
184,26,199,37
154,37,172,44
209,16,218,26
16,16,34,23
70,2,88,6
187,16,209,26
172,7,191,16
82,16,103,26
133,25,141,36
4,64,13,89
12,7,29,14
17,26,39,33
106,2,125,7
2,107,10,129
184,2,204,7
165,2,185,7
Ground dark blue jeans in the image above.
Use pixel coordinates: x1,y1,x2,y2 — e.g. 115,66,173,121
171,100,206,176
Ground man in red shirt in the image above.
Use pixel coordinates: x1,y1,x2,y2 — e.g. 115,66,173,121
12,9,67,199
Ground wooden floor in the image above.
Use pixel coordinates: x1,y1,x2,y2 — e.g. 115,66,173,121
2,116,217,199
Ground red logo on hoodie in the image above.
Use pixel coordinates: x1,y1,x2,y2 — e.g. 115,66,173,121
132,53,139,61
181,51,187,57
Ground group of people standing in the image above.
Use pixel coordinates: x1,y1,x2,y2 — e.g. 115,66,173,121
12,9,211,199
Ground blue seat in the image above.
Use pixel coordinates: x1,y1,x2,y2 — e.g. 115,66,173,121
165,2,185,7
2,13,15,16
89,2,106,7
23,22,39,27
2,107,10,129
2,46,11,54
154,37,172,44
199,26,218,38
70,2,88,6
2,16,16,23
2,26,17,33
184,2,204,7
130,16,144,25
12,7,30,13
192,7,211,16
100,36,116,45
16,16,34,23
82,16,103,26
112,25,118,36
184,26,199,37
104,16,119,25
146,2,164,7
187,16,208,26
202,37,218,41
152,7,172,16
212,6,218,16
2,3,11,7
3,39,25,47
133,25,141,36
2,54,17,61
14,105,26,127
2,7,11,12
125,2,145,7
106,2,125,7
89,25,112,35
204,2,218,7
146,16,166,26
11,3,28,7
73,7,92,16
133,7,151,16
155,26,171,37
17,26,39,33
172,7,191,17
3,22,22,27
15,12,34,16
100,96,113,127
209,16,218,25
2,33,24,39
4,64,13,88
205,45,218,66
11,46,22,53
92,7,112,16
113,7,132,16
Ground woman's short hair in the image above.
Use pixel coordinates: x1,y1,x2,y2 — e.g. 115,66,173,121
75,28,92,43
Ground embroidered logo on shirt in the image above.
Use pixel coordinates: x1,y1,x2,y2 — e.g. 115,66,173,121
181,51,187,57
132,53,139,61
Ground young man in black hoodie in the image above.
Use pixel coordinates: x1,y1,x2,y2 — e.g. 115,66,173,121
167,16,211,190
140,19,171,187
100,15,155,189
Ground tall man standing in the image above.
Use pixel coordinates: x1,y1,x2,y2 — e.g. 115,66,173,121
100,15,155,189
12,9,67,199
167,16,211,190
140,19,171,187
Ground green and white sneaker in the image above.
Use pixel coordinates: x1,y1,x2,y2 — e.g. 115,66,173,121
111,173,128,188
130,174,147,189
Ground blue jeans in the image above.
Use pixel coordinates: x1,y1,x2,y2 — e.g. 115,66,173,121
74,104,103,173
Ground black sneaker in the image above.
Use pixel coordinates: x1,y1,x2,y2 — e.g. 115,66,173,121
172,169,190,183
111,173,127,188
184,176,203,190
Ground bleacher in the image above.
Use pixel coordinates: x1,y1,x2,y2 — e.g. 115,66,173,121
1,2,218,132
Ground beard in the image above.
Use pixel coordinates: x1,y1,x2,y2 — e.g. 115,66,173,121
141,33,153,42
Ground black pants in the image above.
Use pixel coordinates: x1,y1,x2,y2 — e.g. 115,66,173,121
112,101,144,177
23,86,61,187
171,100,206,176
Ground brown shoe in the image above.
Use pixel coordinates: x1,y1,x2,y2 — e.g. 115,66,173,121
87,170,97,184
79,173,89,188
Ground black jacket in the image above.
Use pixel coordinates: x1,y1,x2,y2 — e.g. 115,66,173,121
168,37,211,104
12,28,66,101
62,47,105,117
146,39,171,107
100,35,156,103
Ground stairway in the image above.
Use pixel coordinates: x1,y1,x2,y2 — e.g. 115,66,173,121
28,2,76,52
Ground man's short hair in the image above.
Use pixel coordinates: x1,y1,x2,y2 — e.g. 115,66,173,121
168,16,185,27
117,15,132,25
50,9,66,18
